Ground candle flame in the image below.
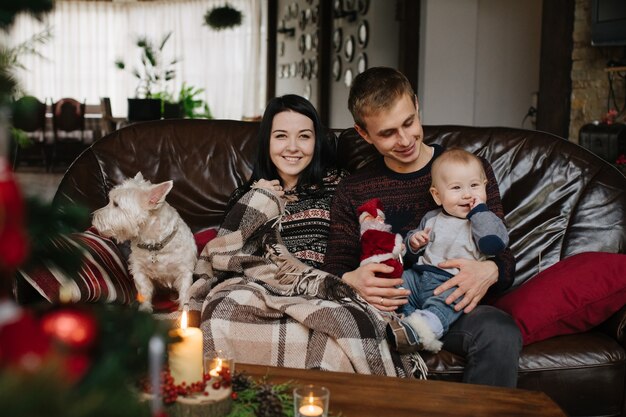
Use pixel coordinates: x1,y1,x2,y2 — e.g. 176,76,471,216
209,357,223,377
180,309,188,330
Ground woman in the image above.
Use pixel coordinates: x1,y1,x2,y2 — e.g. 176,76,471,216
190,95,425,378
223,94,344,269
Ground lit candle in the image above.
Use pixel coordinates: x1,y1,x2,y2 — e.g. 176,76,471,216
168,308,203,385
294,385,328,417
299,402,324,417
208,356,223,377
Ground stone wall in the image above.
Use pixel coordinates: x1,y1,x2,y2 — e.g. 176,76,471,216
570,0,625,142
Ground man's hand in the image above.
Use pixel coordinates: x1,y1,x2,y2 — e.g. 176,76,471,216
342,263,410,312
434,258,498,313
409,228,431,251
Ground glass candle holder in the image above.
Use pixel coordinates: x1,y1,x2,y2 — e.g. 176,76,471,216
293,385,329,417
204,350,234,377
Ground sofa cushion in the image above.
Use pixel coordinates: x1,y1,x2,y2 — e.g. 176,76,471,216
194,227,218,256
17,228,135,304
16,227,219,307
492,252,626,345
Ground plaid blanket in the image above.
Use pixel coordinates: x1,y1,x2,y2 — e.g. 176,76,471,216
189,187,426,378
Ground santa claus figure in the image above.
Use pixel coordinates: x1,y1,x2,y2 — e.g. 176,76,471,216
357,198,405,278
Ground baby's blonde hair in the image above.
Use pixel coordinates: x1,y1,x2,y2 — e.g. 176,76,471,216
431,148,486,189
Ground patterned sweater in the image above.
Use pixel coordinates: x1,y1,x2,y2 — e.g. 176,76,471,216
323,144,515,294
225,169,347,269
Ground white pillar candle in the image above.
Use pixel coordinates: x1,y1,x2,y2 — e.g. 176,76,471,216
168,309,203,385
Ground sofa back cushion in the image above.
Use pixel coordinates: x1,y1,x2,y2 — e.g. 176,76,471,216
337,126,626,286
54,119,260,232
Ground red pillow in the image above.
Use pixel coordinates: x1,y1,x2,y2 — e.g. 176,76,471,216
491,252,626,345
194,228,218,256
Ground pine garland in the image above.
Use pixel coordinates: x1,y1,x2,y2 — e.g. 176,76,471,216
229,373,295,417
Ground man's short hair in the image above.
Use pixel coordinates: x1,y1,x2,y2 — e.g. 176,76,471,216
348,67,415,130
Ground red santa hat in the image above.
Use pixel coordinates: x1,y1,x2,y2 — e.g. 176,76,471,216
357,198,385,224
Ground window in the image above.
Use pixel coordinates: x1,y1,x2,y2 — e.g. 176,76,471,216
9,0,267,119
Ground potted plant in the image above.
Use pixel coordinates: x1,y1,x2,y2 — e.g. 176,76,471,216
115,32,178,121
178,83,212,119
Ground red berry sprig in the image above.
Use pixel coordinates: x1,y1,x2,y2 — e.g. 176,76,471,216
140,366,233,405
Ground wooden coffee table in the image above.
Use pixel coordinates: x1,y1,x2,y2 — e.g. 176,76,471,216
238,363,566,417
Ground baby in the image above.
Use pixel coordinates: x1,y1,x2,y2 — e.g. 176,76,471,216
388,148,509,353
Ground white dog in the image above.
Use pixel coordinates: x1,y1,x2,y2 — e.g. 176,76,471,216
92,172,197,312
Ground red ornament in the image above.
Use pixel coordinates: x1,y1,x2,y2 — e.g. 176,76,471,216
0,158,29,272
40,308,99,350
0,304,51,370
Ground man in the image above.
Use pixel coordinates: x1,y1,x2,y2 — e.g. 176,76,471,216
323,66,521,387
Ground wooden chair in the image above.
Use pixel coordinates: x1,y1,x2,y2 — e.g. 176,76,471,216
11,96,48,170
99,97,116,137
50,98,87,170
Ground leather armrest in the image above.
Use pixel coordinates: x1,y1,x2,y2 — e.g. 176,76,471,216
598,305,626,344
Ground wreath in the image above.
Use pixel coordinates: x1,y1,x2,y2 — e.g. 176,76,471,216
204,4,243,31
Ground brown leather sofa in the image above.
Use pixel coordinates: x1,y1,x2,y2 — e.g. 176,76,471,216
38,119,626,416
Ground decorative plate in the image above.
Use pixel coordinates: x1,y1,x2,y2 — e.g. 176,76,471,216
332,28,342,52
298,34,306,54
332,55,342,81
344,68,354,88
333,0,343,17
344,35,355,62
357,52,368,74
310,58,318,78
358,20,369,47
358,0,370,15
299,10,307,30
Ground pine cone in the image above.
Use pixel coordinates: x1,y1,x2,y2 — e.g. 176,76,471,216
232,372,252,392
255,384,284,417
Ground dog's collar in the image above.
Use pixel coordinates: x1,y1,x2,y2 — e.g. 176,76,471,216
137,227,178,251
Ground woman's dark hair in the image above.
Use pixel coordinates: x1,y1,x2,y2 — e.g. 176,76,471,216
248,94,334,190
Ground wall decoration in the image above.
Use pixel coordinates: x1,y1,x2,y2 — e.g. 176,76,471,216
344,35,355,62
298,34,306,53
333,28,342,52
311,5,319,24
304,83,312,100
310,58,318,78
305,33,312,51
333,0,343,17
299,10,307,30
204,4,243,31
289,2,299,19
278,41,285,57
357,52,368,74
332,55,342,81
358,20,369,47
289,62,297,78
357,0,370,15
344,68,354,88
304,59,312,79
